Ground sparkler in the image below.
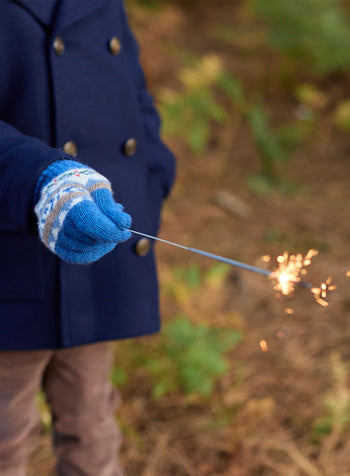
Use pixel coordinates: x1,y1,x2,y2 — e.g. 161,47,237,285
129,230,335,305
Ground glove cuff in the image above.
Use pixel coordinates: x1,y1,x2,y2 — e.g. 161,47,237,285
34,159,85,206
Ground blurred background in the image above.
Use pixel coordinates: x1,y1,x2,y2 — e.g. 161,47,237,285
30,1,350,475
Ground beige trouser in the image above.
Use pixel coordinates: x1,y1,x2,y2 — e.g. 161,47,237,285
0,343,124,476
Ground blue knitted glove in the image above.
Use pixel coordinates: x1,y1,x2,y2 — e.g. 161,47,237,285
34,160,131,264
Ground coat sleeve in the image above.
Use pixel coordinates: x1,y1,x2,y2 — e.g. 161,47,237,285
121,3,176,199
0,120,68,233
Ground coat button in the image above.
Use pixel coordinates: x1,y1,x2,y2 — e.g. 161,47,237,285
109,36,122,55
123,137,138,157
53,37,65,55
63,141,78,157
134,238,151,257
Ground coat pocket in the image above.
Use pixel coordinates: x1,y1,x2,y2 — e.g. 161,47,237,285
148,167,164,237
146,141,176,200
0,231,45,299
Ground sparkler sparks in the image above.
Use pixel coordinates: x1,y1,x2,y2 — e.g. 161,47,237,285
269,249,318,295
266,249,336,306
311,277,336,307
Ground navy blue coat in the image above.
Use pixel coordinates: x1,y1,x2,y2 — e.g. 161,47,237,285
0,0,175,350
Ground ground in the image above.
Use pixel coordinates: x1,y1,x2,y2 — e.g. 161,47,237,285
29,2,350,475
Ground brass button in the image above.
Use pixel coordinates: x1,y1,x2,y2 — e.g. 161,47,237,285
63,141,78,157
109,36,122,55
53,37,65,55
123,137,138,157
134,238,151,257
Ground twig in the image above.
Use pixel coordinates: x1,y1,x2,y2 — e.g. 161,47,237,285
169,447,199,476
281,441,324,476
245,438,326,476
318,427,343,474
141,432,170,476
259,454,298,476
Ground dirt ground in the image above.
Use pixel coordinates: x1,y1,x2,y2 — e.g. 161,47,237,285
29,2,350,475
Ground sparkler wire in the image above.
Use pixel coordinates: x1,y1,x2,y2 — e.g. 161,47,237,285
129,229,273,277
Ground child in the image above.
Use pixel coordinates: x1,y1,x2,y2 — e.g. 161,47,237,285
0,0,175,474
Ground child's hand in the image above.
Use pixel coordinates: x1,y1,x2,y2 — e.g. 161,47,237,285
35,164,131,263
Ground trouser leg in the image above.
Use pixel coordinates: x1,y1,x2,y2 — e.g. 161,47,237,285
43,342,124,476
0,350,52,476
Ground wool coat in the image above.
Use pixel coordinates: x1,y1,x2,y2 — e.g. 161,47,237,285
0,0,176,350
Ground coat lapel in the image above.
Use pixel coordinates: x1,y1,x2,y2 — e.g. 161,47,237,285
54,0,110,33
14,0,59,27
13,0,110,32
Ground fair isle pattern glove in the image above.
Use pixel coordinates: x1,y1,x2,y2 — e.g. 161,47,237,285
34,160,131,264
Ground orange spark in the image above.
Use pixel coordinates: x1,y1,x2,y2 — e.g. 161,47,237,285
259,340,268,352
